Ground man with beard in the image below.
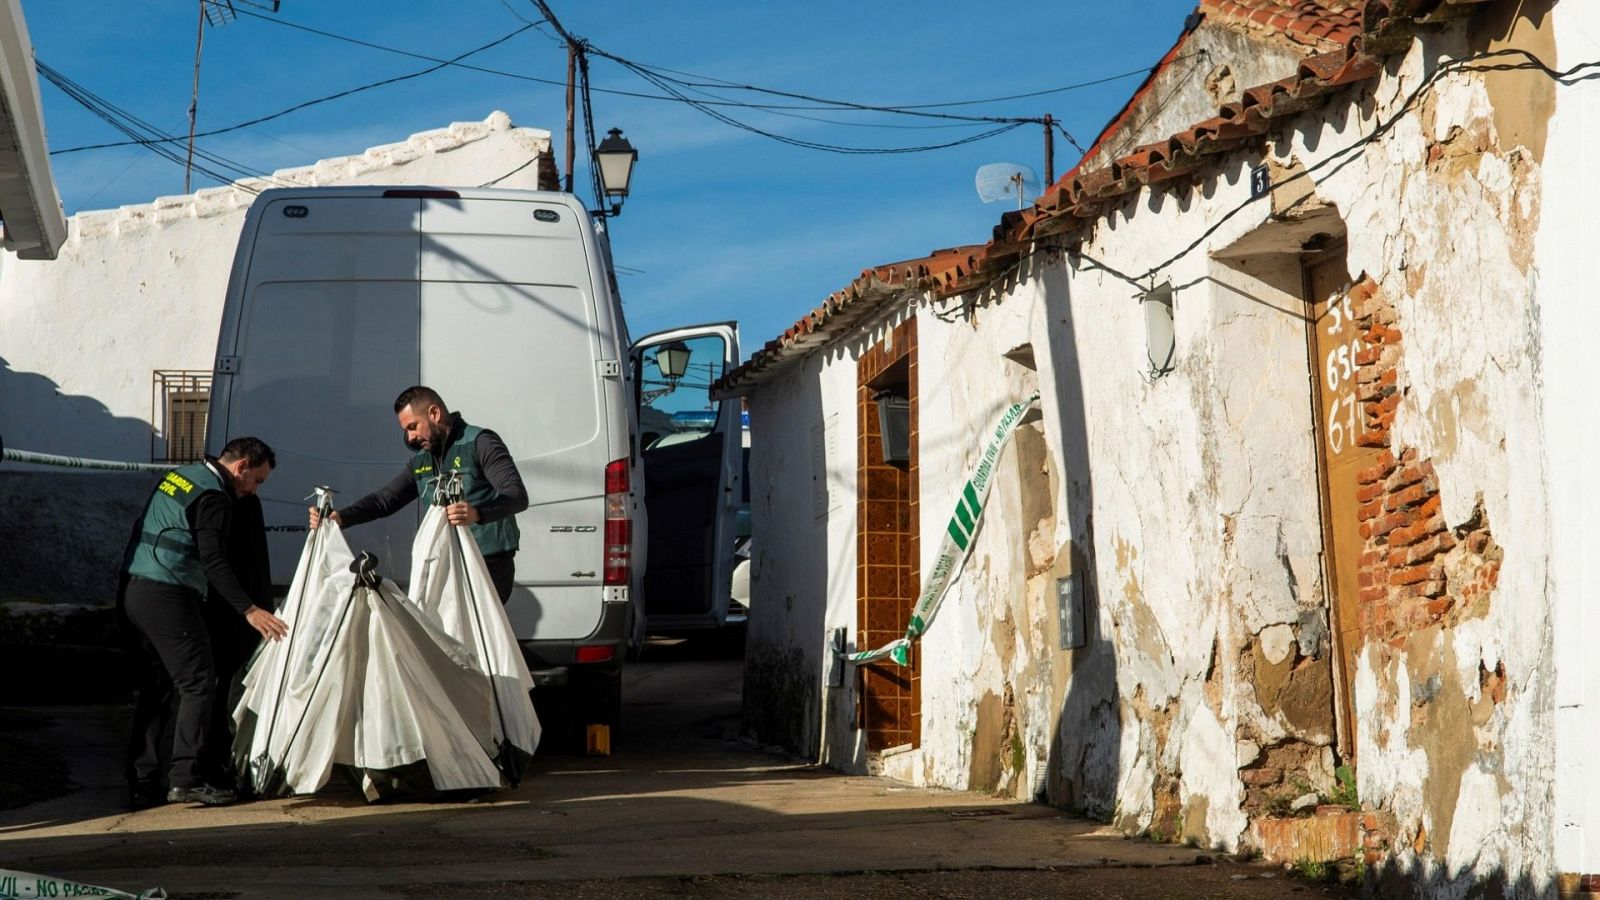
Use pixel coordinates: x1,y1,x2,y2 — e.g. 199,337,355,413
309,386,529,602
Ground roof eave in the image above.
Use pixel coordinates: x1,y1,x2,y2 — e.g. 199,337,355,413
0,0,65,261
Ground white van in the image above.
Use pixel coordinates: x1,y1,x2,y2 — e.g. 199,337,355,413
204,186,742,730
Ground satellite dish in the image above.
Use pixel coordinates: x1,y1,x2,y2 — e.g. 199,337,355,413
976,162,1041,208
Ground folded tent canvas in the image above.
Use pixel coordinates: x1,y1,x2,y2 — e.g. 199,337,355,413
234,499,540,801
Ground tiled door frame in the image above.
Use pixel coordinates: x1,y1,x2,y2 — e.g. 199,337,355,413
855,316,920,752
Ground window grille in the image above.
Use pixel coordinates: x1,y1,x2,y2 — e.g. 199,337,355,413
151,370,212,463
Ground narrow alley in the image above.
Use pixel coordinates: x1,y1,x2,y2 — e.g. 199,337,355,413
0,638,1350,899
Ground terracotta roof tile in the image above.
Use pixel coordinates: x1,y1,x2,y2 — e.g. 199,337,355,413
1201,0,1365,49
714,0,1492,396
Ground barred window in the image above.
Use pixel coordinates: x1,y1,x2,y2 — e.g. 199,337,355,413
152,370,212,463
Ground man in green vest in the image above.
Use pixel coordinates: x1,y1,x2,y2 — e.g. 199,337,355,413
124,436,289,809
310,385,529,602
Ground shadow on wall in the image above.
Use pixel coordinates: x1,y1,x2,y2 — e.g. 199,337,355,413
0,356,159,606
0,355,155,460
1369,858,1557,899
740,366,830,758
1037,260,1123,821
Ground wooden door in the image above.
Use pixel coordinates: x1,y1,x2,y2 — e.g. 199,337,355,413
1306,253,1373,760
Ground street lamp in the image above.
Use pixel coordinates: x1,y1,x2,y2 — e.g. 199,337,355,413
594,127,637,216
656,340,691,383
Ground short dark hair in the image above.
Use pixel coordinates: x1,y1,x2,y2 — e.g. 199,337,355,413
220,436,276,469
394,385,448,415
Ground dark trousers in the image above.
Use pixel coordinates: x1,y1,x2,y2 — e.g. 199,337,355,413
483,551,515,604
201,598,261,786
124,577,215,790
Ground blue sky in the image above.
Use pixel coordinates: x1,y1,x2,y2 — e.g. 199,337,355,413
25,1,1199,355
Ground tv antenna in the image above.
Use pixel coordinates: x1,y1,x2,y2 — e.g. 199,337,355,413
186,1,282,193
975,162,1041,210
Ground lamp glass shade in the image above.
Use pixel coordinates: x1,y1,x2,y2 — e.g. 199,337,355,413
657,341,691,379
595,128,637,199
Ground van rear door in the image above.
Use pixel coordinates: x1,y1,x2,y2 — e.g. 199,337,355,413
215,196,421,585
630,323,741,629
418,196,611,643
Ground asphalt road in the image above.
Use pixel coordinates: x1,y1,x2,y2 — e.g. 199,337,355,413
0,635,1354,899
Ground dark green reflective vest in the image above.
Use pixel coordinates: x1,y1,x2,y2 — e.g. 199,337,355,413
125,462,226,593
411,422,520,556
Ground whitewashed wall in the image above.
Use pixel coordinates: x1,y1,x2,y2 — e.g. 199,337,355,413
0,112,551,607
0,112,551,461
743,339,861,762
1541,0,1600,881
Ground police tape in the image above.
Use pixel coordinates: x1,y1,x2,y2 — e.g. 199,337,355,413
843,392,1040,667
0,444,168,473
0,868,165,899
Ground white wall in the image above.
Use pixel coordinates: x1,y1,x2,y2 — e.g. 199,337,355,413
0,111,551,462
1540,0,1600,878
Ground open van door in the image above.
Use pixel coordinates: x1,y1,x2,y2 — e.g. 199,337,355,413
630,323,741,631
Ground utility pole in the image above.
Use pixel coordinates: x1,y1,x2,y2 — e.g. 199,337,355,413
534,1,583,195
564,46,576,193
1042,114,1055,186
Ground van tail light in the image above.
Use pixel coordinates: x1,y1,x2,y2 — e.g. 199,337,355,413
575,645,615,664
603,458,631,585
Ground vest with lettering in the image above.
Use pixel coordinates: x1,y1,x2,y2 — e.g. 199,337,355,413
126,462,226,593
411,423,520,556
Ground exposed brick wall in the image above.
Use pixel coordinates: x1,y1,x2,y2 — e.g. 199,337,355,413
536,149,561,192
1348,278,1504,646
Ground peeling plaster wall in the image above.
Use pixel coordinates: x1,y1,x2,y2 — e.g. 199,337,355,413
1539,0,1600,880
1334,25,1553,892
0,112,552,462
1083,22,1312,173
996,13,1561,885
1042,176,1329,850
741,7,1568,890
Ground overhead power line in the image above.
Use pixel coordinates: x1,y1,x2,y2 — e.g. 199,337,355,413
37,59,280,192
48,23,535,155
220,7,1155,127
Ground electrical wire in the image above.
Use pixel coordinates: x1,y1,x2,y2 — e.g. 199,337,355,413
37,60,277,191
49,24,534,155
233,3,1152,126
1115,48,1600,287
610,54,1026,155
1020,48,1600,306
478,155,540,187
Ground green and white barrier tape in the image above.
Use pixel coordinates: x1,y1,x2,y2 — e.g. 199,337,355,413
844,391,1039,667
1,444,168,473
0,868,165,899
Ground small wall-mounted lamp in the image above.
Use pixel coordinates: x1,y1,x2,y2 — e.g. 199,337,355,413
1142,283,1176,377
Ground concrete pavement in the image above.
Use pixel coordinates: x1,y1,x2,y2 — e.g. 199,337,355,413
0,638,1353,899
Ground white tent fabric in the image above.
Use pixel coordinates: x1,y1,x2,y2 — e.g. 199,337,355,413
234,510,540,800
408,506,540,779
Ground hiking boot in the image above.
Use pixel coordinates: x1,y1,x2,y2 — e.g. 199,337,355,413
166,784,237,807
